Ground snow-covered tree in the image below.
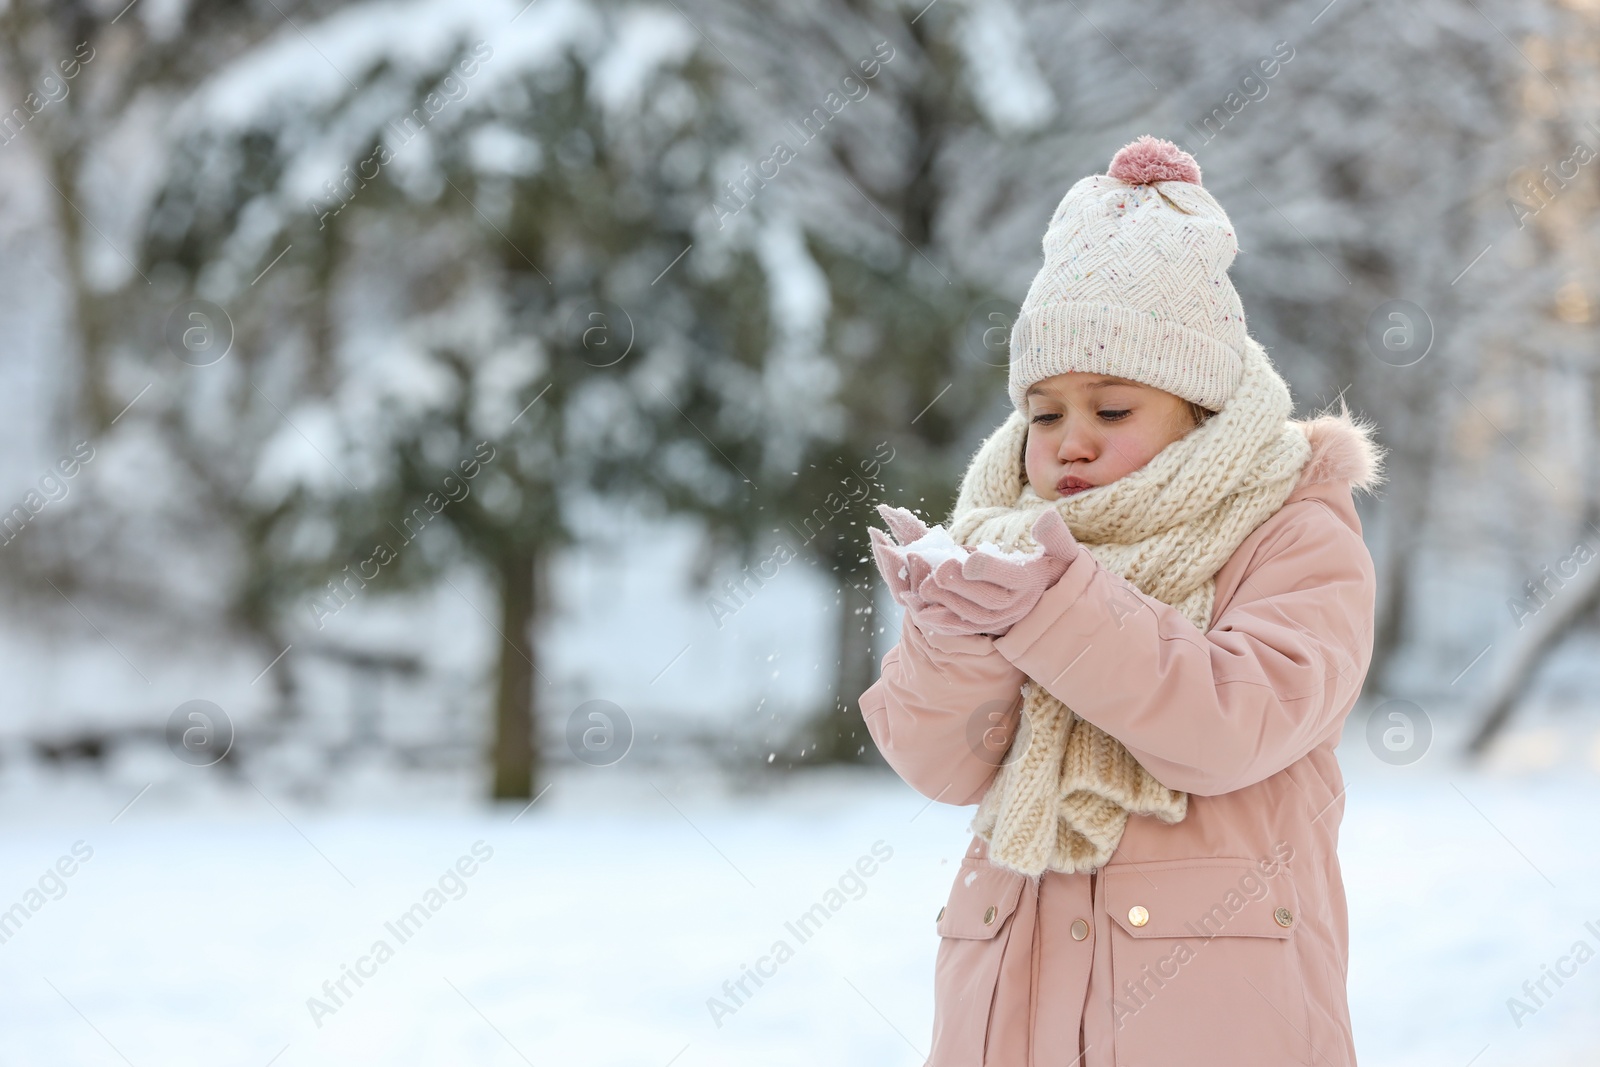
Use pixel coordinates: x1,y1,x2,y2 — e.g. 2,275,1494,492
124,0,813,796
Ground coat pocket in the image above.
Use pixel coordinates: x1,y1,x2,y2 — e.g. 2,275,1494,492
927,856,1031,1067
1102,858,1313,1066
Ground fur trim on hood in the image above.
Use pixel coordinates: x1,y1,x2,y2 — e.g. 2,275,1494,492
1291,396,1387,496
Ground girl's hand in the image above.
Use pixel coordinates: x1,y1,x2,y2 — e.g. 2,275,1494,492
869,504,958,606
915,509,1080,637
868,505,978,636
868,524,919,609
876,503,937,549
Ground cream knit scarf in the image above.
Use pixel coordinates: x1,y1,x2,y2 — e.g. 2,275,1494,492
945,337,1313,877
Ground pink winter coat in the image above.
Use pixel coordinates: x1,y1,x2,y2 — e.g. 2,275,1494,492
860,413,1381,1067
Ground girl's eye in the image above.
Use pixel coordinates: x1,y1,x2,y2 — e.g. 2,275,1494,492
1032,410,1129,425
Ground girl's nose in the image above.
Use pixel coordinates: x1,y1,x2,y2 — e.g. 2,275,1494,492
1056,405,1099,464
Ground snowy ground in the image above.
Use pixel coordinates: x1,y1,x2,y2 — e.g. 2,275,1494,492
1,715,1597,1067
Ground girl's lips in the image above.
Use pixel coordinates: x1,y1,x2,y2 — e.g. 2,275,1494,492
1057,476,1094,495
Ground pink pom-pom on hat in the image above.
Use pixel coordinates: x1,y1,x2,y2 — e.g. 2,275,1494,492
1107,134,1202,187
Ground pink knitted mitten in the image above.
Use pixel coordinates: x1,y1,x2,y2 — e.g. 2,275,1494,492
916,509,1080,637
868,505,981,636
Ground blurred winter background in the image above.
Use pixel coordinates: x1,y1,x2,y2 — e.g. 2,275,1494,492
0,0,1596,1063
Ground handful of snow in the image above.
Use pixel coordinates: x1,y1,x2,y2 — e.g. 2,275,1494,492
895,523,1044,579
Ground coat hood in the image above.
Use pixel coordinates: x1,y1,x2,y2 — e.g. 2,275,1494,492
1290,398,1387,496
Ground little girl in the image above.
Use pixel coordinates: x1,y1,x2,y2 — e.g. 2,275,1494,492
861,135,1384,1067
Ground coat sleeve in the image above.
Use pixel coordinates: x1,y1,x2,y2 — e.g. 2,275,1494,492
859,615,1028,807
991,499,1377,797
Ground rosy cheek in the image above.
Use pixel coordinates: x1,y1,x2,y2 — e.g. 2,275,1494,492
1121,432,1160,468
1099,430,1141,472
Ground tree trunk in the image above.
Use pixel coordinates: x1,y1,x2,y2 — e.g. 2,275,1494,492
1368,464,1425,693
1464,361,1600,757
47,144,118,432
490,549,540,798
1368,376,1443,694
1463,548,1600,756
806,570,879,763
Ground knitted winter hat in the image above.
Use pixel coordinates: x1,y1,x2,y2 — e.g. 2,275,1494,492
1008,134,1247,414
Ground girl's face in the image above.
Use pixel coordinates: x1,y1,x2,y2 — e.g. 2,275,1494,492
1024,372,1202,501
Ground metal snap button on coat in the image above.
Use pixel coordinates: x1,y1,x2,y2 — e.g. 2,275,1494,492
1128,905,1150,927
1274,906,1294,928
983,905,997,924
937,905,945,922
1070,918,1089,940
